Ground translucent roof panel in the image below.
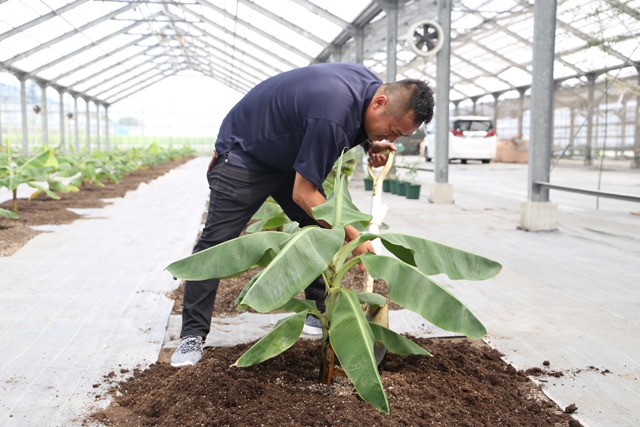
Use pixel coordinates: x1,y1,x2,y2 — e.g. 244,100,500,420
0,0,637,106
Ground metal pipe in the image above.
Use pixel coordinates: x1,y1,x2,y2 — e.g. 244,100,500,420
435,0,452,184
20,75,28,154
527,0,557,203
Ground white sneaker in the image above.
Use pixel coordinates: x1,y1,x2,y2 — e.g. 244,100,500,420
170,336,203,367
302,314,323,335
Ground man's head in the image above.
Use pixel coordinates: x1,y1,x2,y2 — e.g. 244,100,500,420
364,79,434,143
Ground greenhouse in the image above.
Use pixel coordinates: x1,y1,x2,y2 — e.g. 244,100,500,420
0,0,639,426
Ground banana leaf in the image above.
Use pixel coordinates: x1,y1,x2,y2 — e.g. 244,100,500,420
239,227,344,312
377,233,502,280
166,232,291,280
368,323,431,356
233,312,307,367
328,288,389,414
361,253,487,339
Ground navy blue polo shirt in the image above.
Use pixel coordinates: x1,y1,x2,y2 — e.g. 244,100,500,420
215,62,381,188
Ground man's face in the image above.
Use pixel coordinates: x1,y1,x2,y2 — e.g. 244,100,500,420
364,95,419,142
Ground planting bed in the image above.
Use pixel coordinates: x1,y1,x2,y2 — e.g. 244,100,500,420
0,158,582,426
0,157,192,256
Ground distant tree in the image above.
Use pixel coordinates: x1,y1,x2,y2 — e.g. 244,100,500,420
118,117,141,127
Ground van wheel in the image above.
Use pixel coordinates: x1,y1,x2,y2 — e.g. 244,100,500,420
461,159,468,164
482,159,490,164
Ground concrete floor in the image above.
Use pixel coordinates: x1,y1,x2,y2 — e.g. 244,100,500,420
1,156,639,426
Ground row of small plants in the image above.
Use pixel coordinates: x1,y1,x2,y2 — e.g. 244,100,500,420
0,142,194,219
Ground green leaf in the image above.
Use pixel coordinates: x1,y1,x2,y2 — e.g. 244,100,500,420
0,207,18,219
233,312,306,367
166,232,290,280
378,233,502,280
312,180,373,229
252,200,284,220
368,323,431,356
245,219,267,233
361,254,487,339
239,227,344,313
49,179,79,194
328,288,389,414
279,298,317,313
357,292,387,308
28,183,60,200
235,269,263,308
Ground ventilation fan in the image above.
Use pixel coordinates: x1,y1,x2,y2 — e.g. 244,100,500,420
407,20,444,57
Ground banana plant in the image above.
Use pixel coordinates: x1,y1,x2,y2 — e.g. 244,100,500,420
166,152,502,414
0,144,62,214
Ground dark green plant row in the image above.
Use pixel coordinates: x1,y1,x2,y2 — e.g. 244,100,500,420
0,142,194,219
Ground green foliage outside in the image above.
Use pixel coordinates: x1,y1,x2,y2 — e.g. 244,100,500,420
166,152,502,414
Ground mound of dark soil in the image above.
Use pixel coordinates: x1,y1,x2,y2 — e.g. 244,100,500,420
89,337,581,427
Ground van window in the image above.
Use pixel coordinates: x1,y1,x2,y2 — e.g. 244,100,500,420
453,120,493,132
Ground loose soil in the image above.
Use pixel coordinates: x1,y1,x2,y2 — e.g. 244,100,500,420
0,158,582,426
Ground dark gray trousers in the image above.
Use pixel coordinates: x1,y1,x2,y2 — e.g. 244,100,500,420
180,156,327,338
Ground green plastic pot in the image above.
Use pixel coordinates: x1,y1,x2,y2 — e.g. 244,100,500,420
382,180,391,193
364,178,373,191
406,184,421,199
389,179,398,194
397,181,407,196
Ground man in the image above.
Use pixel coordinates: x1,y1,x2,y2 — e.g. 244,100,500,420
171,62,434,367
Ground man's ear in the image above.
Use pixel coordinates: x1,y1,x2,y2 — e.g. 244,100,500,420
371,94,388,111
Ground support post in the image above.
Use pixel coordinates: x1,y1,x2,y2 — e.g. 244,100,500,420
585,72,596,165
41,83,49,147
105,105,110,151
520,0,557,231
430,0,453,204
633,65,640,169
386,0,398,82
0,93,3,148
492,92,500,133
517,87,526,139
74,95,80,152
354,27,364,65
96,103,101,151
85,98,91,153
59,90,65,152
19,74,29,154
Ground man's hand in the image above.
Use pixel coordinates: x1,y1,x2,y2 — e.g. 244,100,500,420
368,141,396,168
352,240,375,272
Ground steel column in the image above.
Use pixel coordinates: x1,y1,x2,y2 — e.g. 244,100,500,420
517,88,526,139
19,75,28,154
105,106,110,151
85,99,91,153
585,72,596,165
96,103,101,151
386,0,398,82
74,96,79,152
41,83,49,146
59,90,65,152
354,27,364,64
435,0,452,184
0,92,3,147
527,0,557,203
492,93,500,132
634,67,640,168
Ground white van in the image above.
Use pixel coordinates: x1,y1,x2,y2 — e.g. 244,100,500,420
424,115,497,164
